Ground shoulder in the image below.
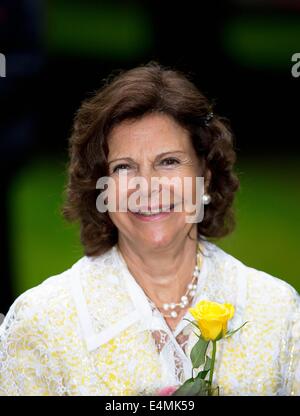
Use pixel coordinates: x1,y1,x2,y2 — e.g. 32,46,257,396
1,257,80,335
6,267,73,321
1,246,120,333
203,239,300,311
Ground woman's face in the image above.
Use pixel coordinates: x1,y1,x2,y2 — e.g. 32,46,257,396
106,113,205,249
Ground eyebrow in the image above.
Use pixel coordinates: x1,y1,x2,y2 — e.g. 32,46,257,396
108,150,187,165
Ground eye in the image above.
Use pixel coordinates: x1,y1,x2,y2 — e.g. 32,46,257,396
160,157,180,166
112,163,130,173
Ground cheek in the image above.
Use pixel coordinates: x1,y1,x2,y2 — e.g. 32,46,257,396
108,211,132,233
106,177,129,210
182,174,203,207
167,178,195,211
168,167,201,204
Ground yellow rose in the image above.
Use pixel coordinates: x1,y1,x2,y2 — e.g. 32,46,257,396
189,300,235,341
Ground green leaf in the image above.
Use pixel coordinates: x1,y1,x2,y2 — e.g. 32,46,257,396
225,321,249,338
215,329,224,341
190,338,209,368
197,379,210,396
204,355,212,372
171,378,194,396
196,355,212,380
197,370,210,379
172,377,209,396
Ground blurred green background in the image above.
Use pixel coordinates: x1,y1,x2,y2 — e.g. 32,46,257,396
9,155,300,296
1,0,300,313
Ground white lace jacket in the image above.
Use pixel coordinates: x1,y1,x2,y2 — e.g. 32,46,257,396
0,239,299,396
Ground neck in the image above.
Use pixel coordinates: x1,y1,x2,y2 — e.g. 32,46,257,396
117,228,200,308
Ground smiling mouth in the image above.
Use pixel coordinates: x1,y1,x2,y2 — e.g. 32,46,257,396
129,203,175,216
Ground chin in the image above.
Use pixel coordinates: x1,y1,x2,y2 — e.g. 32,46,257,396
139,231,177,250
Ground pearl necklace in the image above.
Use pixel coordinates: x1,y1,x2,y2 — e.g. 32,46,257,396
147,249,202,319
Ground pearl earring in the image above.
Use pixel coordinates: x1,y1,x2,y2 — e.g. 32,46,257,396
202,193,211,205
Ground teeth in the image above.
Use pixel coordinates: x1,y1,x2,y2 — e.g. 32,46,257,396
132,206,174,216
130,205,174,216
139,210,162,216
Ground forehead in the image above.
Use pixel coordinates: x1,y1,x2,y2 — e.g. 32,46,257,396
107,113,193,157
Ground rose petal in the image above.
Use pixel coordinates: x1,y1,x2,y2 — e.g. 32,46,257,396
156,386,178,396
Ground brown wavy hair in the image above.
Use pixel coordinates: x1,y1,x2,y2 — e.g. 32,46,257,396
62,61,240,257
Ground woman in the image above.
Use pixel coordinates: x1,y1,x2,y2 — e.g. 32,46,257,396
0,62,299,396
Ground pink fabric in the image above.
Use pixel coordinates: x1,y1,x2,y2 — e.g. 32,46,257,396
155,386,178,396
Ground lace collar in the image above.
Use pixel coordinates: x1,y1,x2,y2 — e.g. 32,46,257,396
69,238,247,356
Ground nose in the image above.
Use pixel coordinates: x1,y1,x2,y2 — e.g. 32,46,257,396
137,167,160,204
